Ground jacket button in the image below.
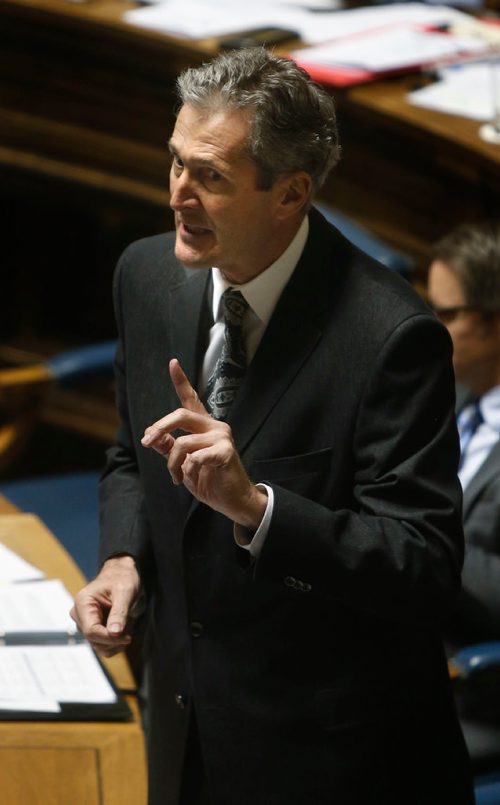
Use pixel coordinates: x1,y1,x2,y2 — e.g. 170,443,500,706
190,621,204,638
284,576,296,587
174,693,186,709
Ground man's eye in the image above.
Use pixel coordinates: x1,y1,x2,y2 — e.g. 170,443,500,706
206,169,222,182
172,155,183,171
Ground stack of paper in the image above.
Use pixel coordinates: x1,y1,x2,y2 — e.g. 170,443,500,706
290,25,487,80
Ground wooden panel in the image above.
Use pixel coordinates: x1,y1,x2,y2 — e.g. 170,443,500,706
0,747,100,804
0,711,147,804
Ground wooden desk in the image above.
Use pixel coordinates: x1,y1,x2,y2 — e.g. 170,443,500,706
2,0,500,342
0,508,147,805
330,75,500,274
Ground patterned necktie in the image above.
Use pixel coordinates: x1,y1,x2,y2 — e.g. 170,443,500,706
204,289,249,420
457,400,483,469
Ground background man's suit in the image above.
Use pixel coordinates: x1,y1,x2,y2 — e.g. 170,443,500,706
100,209,473,804
446,390,500,647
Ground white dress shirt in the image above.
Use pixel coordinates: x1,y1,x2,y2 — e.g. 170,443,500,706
459,384,500,491
200,216,309,556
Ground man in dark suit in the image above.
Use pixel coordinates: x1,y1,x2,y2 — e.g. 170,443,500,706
428,220,500,650
72,48,473,804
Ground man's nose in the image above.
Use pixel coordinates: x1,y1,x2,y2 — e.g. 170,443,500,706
170,171,198,210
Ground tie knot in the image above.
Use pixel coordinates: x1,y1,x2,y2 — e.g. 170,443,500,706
221,289,248,327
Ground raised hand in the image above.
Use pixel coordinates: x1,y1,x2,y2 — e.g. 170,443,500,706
141,358,267,529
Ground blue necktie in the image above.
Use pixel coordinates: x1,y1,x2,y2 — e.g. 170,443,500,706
457,400,483,469
203,289,249,421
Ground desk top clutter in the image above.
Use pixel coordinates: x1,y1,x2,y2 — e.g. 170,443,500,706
0,511,134,720
124,0,500,89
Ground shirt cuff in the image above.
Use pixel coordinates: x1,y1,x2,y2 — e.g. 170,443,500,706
234,484,274,558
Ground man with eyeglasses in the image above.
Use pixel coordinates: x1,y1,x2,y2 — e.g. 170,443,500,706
428,220,500,650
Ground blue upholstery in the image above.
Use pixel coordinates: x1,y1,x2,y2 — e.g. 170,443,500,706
316,203,414,278
453,642,500,675
449,642,500,794
475,772,500,804
46,340,116,387
0,471,101,580
0,341,116,579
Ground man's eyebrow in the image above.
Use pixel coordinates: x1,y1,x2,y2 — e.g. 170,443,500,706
167,146,226,172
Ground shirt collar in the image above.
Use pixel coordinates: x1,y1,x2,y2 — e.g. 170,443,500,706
211,216,309,326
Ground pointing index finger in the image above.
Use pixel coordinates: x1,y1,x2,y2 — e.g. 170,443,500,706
169,358,208,416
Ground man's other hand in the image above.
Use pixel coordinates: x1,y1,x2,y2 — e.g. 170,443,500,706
70,555,141,658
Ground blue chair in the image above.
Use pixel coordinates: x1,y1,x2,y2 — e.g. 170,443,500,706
0,341,116,579
450,642,500,803
475,772,500,804
316,203,414,279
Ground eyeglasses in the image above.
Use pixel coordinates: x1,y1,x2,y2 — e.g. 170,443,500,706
429,305,479,324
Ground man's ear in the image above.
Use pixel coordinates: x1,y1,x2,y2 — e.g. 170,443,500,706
275,172,312,219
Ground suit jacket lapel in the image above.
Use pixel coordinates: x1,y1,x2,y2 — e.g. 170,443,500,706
463,439,500,518
184,209,349,522
228,209,345,455
168,266,212,410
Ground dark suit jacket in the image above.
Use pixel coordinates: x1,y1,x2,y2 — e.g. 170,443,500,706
446,387,500,647
100,209,473,804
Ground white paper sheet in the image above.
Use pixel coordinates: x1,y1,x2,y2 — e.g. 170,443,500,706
0,543,45,583
408,61,500,121
291,26,485,71
124,0,311,40
0,579,76,635
0,644,117,707
123,1,471,46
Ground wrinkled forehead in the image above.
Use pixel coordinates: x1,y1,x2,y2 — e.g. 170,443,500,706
170,104,255,163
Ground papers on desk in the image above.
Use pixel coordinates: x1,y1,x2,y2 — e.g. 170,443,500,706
124,0,329,41
0,643,118,714
0,542,44,583
408,62,500,121
0,540,131,721
123,1,470,47
290,25,485,74
0,579,76,636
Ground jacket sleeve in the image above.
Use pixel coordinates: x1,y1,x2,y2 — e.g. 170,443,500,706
98,251,154,582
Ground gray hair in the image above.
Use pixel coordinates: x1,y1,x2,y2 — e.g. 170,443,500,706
432,220,500,313
176,47,341,197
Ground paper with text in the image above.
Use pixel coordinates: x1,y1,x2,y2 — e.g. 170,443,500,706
0,644,117,710
0,579,76,636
